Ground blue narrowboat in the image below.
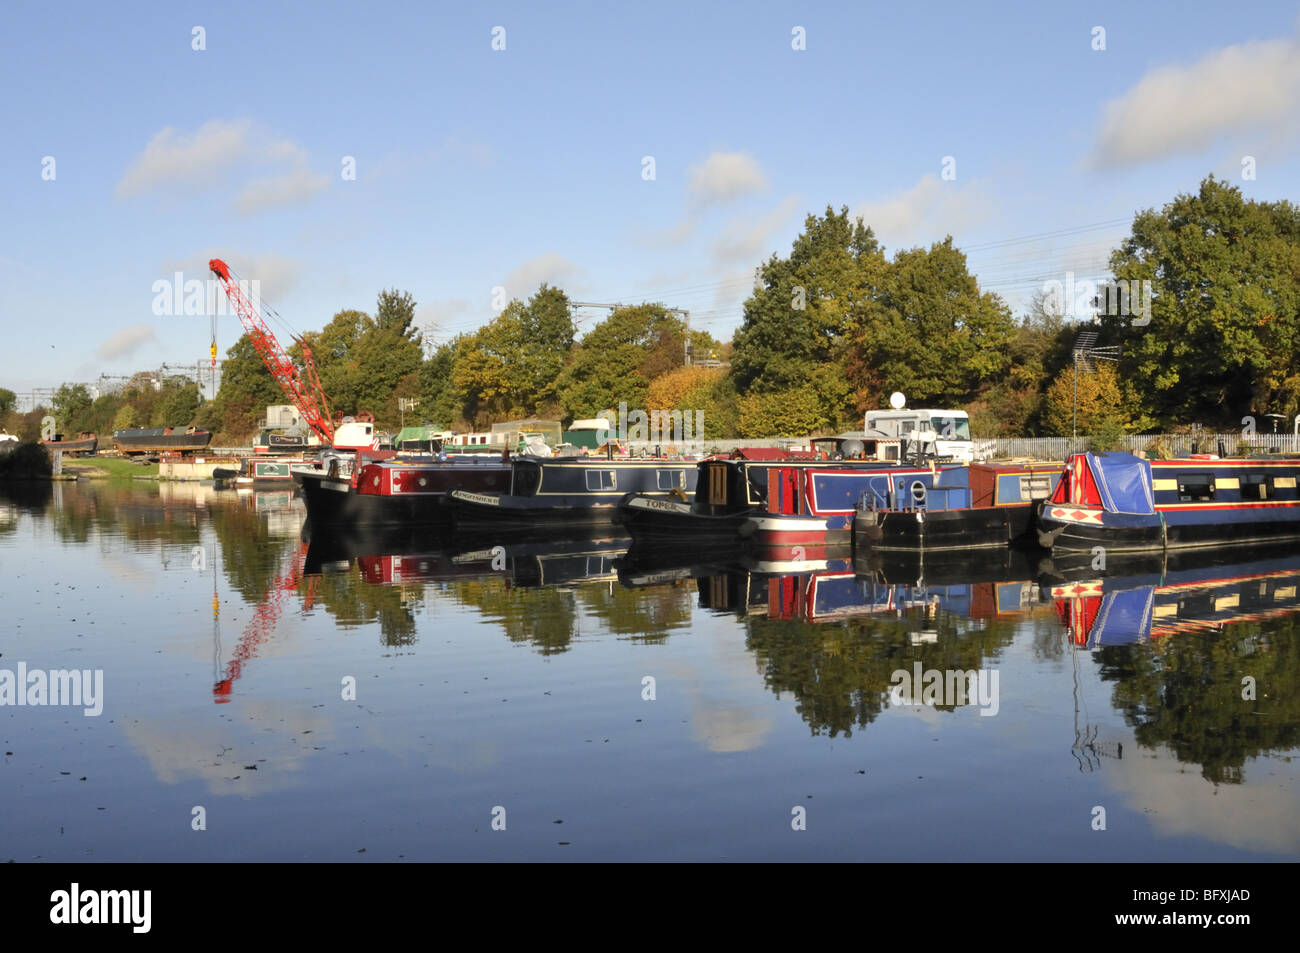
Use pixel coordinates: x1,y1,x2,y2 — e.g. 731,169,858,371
448,457,698,528
855,462,1063,553
1036,451,1300,552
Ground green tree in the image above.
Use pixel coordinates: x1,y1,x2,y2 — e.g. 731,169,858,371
556,303,687,419
420,336,469,429
375,289,418,337
0,388,17,416
845,237,1016,411
52,383,93,434
732,205,885,427
210,335,282,440
112,404,137,430
296,309,369,417
450,285,575,425
1105,175,1300,427
968,291,1076,436
152,379,201,427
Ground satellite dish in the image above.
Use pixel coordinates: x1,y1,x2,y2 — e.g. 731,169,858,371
889,392,906,410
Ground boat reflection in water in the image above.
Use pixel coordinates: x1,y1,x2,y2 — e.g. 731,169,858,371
1041,543,1300,646
304,524,632,589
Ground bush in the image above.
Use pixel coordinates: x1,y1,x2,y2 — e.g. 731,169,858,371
0,442,53,481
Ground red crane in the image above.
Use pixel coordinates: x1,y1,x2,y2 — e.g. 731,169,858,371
209,258,335,444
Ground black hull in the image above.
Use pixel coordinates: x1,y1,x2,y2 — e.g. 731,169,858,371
858,506,1034,553
618,496,753,541
1042,517,1300,555
296,472,451,527
450,498,623,528
858,544,1048,587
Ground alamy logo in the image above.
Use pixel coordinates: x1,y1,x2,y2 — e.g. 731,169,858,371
596,402,705,443
152,272,261,317
50,883,151,933
0,663,104,716
889,663,999,716
1041,272,1152,327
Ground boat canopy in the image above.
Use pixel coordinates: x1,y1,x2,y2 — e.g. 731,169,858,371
1051,452,1154,515
1088,589,1154,645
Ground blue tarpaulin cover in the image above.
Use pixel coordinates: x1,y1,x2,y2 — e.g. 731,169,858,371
1090,588,1154,644
1087,452,1155,514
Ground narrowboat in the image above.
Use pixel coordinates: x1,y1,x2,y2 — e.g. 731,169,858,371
1036,451,1300,552
745,463,968,551
113,426,212,454
41,432,98,454
448,457,698,528
295,454,512,528
854,462,1062,553
618,444,913,544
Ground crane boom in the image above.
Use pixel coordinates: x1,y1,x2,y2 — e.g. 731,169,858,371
209,258,335,443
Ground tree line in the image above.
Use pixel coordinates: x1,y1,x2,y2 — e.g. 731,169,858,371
7,175,1297,444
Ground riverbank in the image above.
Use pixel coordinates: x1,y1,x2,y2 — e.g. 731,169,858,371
64,457,160,480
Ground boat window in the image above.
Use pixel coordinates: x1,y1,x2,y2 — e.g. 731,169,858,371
930,417,971,440
586,469,616,491
1177,474,1215,502
1240,473,1275,500
656,469,684,490
1019,473,1055,500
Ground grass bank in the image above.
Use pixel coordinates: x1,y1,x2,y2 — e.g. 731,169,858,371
67,457,159,480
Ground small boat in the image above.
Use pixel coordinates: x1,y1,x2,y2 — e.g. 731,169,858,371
41,432,98,454
295,454,512,527
213,457,300,488
854,462,1062,553
251,429,310,454
1036,451,1300,552
447,457,698,528
113,426,212,454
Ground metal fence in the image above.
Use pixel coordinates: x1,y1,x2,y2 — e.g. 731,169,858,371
624,433,1300,462
977,433,1300,461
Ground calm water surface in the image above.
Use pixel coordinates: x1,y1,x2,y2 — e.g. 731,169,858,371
2,479,1298,861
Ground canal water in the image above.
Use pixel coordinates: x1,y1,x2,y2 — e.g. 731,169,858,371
2,479,1298,861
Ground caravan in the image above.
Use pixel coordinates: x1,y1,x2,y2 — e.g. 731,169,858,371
864,408,974,463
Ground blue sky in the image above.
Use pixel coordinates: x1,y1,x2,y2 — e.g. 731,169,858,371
3,0,1299,397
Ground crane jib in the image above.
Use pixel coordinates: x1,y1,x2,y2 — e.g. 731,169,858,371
209,257,336,443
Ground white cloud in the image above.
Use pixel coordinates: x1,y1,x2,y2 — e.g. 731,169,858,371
116,118,329,214
853,174,996,248
502,253,582,300
1090,35,1300,169
234,167,330,216
712,195,802,263
687,152,768,207
115,119,254,198
96,324,157,361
